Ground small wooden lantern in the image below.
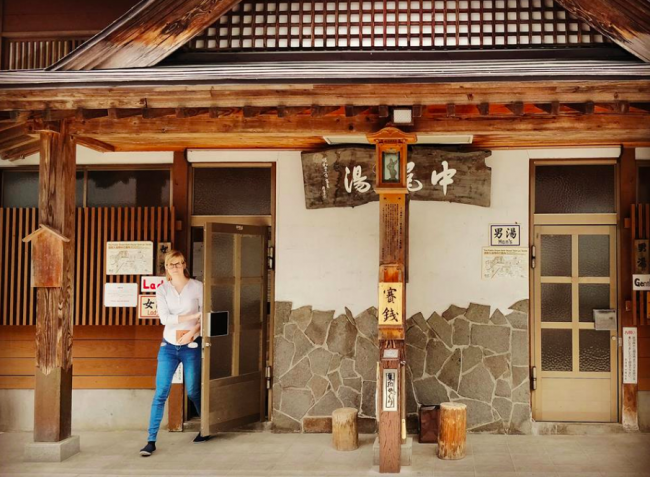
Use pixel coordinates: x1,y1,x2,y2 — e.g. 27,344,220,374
367,127,417,192
23,225,70,288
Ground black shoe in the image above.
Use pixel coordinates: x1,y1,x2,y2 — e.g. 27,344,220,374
139,441,156,456
193,433,210,443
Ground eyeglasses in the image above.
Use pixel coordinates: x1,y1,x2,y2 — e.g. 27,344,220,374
167,261,185,269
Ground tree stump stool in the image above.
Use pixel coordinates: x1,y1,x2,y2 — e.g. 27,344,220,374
332,407,359,451
436,402,467,460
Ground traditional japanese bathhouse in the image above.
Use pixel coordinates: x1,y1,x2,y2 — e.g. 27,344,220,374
0,0,649,458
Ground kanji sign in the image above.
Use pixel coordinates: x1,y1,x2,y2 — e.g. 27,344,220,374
383,369,399,412
138,295,159,319
490,224,521,246
379,282,403,326
140,276,166,293
634,240,649,273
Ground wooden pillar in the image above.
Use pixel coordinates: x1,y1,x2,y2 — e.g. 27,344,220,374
619,147,638,430
168,149,190,431
34,120,76,442
368,128,416,474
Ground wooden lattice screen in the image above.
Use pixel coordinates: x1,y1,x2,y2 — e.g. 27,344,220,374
3,37,88,70
186,0,608,52
633,204,649,326
0,207,174,326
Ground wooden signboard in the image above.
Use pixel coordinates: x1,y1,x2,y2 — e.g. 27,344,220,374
23,225,70,288
301,146,491,209
379,282,403,326
634,240,649,273
138,294,159,319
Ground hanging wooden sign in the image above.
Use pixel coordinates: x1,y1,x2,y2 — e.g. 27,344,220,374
378,282,403,326
634,240,649,273
301,146,491,209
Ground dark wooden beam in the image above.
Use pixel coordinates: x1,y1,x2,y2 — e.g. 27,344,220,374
175,108,209,119
75,109,109,121
412,105,423,118
446,104,456,118
0,134,39,153
505,102,524,116
208,107,238,118
311,105,340,118
477,102,490,116
34,120,76,442
378,105,390,118
75,136,116,152
49,0,245,70
554,0,650,62
631,103,650,113
565,101,595,115
535,102,561,115
143,108,176,119
108,108,142,120
1,140,40,160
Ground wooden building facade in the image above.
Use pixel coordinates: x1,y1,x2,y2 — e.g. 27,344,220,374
0,0,649,448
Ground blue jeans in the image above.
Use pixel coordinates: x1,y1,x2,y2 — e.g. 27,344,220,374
147,337,202,442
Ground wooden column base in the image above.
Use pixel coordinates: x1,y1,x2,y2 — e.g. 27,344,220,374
34,367,73,442
437,402,467,460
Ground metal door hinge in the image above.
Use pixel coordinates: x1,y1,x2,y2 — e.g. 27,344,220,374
531,366,537,391
530,245,536,269
265,366,272,389
267,245,275,271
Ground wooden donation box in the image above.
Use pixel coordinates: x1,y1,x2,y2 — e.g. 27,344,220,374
23,225,70,288
368,128,416,474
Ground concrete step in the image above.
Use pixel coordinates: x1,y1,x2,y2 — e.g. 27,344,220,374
182,418,272,433
533,421,631,435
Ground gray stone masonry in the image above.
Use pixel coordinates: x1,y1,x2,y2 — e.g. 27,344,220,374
273,300,532,434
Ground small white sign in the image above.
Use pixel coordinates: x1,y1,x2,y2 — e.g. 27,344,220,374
172,363,183,384
383,369,398,412
633,274,650,290
623,327,638,384
141,276,166,293
482,247,528,280
104,283,138,307
106,241,154,275
138,295,159,319
490,224,521,246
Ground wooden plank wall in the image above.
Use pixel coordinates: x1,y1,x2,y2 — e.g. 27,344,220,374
0,206,174,327
632,204,650,391
641,326,650,391
0,325,161,389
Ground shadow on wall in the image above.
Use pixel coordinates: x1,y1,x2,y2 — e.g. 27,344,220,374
273,300,532,434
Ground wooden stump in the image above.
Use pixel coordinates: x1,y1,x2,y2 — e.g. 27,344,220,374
437,402,467,460
332,407,359,451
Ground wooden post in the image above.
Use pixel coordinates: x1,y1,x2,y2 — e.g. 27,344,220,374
33,120,76,442
437,402,467,460
332,408,359,451
619,147,638,430
168,149,190,432
368,128,417,474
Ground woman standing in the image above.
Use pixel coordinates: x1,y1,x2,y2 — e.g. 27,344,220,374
140,250,207,456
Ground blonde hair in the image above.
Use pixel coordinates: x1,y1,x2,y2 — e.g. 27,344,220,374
164,250,190,281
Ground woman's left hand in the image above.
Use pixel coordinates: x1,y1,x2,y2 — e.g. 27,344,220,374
177,332,195,346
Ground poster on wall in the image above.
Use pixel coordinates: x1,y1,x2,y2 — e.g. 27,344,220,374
382,369,398,412
623,327,638,384
490,224,521,246
106,241,154,275
104,283,138,307
378,282,403,326
138,295,159,319
482,247,528,280
156,242,172,275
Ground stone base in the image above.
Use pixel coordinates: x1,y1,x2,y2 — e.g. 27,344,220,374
372,437,412,466
533,422,627,435
24,435,80,462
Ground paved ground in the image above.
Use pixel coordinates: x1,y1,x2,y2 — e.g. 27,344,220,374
1,430,649,476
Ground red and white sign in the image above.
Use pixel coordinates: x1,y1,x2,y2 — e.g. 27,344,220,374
138,295,159,319
140,276,166,293
623,327,638,384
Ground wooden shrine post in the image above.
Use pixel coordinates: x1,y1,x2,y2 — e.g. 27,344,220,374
32,120,77,444
367,128,417,474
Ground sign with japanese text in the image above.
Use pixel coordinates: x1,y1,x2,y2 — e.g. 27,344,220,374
138,295,159,319
140,276,166,293
490,224,521,246
633,275,650,291
623,327,637,384
378,282,403,326
382,369,398,412
104,283,138,307
482,247,528,280
156,242,172,275
634,240,649,273
106,241,153,275
301,147,491,209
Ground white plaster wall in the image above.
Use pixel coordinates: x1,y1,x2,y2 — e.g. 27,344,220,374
0,147,173,167
0,389,164,431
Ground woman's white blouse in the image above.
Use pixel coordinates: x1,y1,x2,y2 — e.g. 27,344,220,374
155,279,203,345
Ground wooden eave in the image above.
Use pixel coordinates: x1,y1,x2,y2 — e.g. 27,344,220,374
23,225,70,244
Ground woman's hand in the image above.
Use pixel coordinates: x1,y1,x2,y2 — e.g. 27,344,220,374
177,332,195,346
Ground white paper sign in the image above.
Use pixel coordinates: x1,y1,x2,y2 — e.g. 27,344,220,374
106,241,154,275
138,295,159,319
172,363,183,384
633,274,650,290
383,369,398,412
141,276,166,293
490,224,521,246
482,247,528,280
104,283,138,307
623,327,638,384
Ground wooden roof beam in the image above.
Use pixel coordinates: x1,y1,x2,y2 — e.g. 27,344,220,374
535,102,561,115
554,0,650,62
49,0,244,71
1,140,40,161
75,136,116,152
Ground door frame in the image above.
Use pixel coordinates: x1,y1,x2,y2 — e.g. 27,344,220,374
529,158,620,423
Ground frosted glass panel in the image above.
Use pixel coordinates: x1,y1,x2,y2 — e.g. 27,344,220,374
541,329,572,371
541,283,572,322
541,235,571,277
535,165,615,214
579,330,610,372
579,284,610,322
579,235,609,277
211,285,234,320
241,284,262,325
239,329,261,375
210,334,233,379
193,168,272,215
211,233,234,279
241,235,263,278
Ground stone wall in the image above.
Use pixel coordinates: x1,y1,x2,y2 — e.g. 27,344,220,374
273,300,532,434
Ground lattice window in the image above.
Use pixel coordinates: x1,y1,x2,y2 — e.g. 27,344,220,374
4,38,87,70
186,0,607,52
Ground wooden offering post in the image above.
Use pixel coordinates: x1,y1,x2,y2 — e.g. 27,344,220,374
367,128,417,474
